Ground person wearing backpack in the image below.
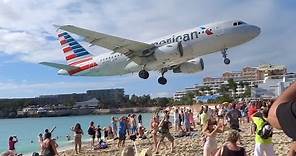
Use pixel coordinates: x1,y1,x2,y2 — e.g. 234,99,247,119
252,108,275,156
88,121,96,149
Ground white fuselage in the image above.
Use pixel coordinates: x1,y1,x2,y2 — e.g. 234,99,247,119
61,20,260,76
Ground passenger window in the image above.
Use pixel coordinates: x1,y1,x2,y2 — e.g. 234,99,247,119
233,22,237,26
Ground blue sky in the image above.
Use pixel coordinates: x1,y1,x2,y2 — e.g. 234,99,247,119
0,0,295,98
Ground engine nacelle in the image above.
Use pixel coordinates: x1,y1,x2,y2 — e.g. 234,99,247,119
173,58,204,73
153,42,183,61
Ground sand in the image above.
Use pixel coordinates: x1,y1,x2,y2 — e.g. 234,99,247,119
59,122,292,156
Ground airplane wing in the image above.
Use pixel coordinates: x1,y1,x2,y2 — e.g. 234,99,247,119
40,62,79,71
56,25,155,65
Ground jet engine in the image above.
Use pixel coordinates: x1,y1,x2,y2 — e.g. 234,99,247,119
173,58,204,73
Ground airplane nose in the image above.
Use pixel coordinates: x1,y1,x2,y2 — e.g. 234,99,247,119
250,25,261,38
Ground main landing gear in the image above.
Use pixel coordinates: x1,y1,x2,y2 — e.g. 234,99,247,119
158,68,168,85
138,70,149,79
138,67,168,85
221,48,230,65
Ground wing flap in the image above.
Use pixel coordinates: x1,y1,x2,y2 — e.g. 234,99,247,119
40,62,79,71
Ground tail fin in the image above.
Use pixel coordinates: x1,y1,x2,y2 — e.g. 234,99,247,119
57,32,93,66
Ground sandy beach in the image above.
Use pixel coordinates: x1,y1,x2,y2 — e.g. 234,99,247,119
60,122,292,156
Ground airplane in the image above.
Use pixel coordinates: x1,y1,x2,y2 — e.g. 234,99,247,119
40,20,260,85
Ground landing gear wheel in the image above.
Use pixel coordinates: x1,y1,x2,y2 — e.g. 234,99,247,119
221,48,230,65
158,77,167,85
138,70,149,79
224,58,230,65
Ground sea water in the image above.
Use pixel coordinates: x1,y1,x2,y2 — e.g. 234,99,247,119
0,113,152,155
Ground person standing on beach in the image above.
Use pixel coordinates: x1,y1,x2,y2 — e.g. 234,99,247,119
189,109,195,129
151,115,159,151
138,114,143,127
130,114,137,135
88,121,96,149
184,109,191,132
118,116,128,148
215,130,246,156
155,112,174,154
41,132,59,156
200,106,209,131
252,108,275,156
111,116,118,138
203,121,224,156
71,123,83,154
225,104,242,131
8,136,18,155
174,108,180,131
97,125,102,142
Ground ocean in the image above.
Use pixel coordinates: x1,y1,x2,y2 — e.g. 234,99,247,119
0,113,153,155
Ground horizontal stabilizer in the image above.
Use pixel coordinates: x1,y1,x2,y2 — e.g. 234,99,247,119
39,62,79,71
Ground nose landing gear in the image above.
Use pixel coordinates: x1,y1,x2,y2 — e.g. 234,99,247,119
221,48,230,65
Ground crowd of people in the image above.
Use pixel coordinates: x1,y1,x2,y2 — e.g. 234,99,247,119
2,82,296,156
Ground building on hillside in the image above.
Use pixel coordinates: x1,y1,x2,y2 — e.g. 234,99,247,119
173,91,187,101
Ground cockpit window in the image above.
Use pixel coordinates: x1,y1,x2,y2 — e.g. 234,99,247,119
233,21,246,26
237,21,245,25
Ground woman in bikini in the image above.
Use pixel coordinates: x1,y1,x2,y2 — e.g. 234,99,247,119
151,115,159,151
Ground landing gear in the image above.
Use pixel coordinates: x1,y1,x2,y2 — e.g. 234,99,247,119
138,70,149,79
158,68,168,85
224,58,230,65
158,77,167,85
221,48,230,65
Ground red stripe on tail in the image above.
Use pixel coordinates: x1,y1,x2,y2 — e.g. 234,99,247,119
63,47,72,53
66,54,76,60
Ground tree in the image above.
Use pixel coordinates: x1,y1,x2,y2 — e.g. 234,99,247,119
243,86,251,98
180,92,195,105
228,78,237,91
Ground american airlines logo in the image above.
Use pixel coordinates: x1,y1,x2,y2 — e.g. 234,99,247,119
153,27,214,46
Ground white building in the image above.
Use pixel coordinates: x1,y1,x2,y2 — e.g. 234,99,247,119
252,74,296,98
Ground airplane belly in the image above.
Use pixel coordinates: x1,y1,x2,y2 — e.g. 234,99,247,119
191,36,224,57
